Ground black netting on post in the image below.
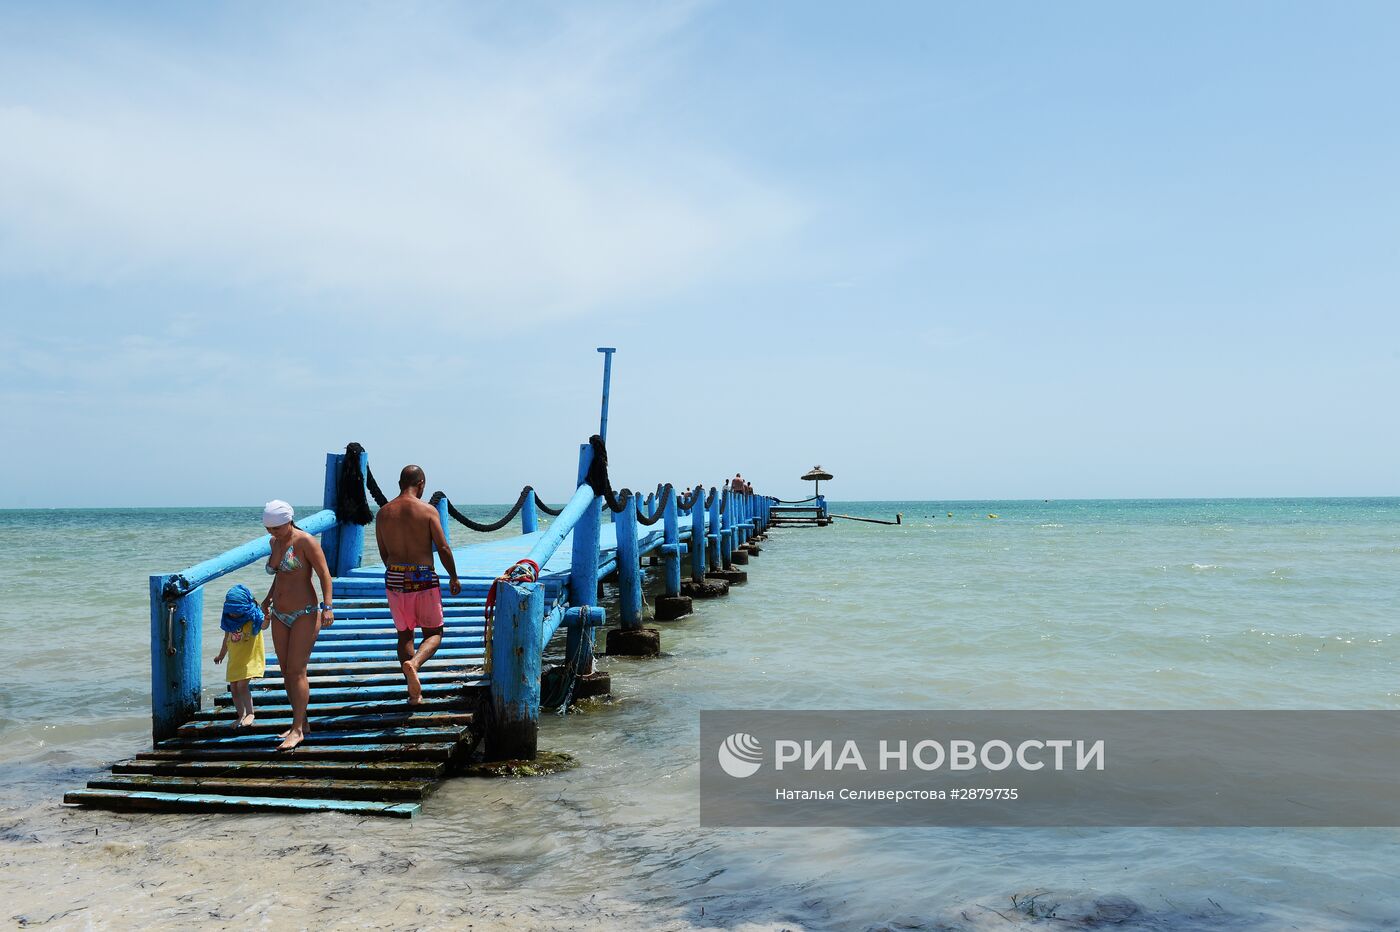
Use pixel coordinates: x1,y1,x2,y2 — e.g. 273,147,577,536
336,443,374,524
584,435,626,513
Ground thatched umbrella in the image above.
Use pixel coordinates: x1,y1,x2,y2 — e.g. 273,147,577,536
801,465,833,498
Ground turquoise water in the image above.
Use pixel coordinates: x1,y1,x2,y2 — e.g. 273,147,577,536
2,499,1398,929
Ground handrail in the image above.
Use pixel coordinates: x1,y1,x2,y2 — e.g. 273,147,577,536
168,508,338,595
522,484,598,570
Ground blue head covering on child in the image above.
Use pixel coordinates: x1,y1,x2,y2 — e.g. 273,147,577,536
221,584,265,636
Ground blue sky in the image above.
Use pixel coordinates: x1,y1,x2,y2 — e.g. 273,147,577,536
1,1,1396,506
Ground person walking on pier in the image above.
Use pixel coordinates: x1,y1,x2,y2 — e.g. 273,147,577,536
375,465,461,704
259,500,335,751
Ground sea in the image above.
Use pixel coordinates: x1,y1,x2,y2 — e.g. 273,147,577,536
2,498,1398,930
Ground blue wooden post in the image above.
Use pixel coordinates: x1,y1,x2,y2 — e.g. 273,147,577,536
597,347,616,441
736,493,748,546
708,490,722,570
662,489,682,597
691,487,708,581
322,451,367,577
720,490,734,567
615,493,643,629
567,443,601,674
150,575,204,742
487,579,544,760
435,495,451,548
521,490,538,533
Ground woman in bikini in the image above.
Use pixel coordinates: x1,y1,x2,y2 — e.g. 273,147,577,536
259,500,334,751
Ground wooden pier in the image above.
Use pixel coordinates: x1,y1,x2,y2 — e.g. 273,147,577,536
67,426,773,818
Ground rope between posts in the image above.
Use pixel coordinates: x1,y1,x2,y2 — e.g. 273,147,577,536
635,484,672,526
534,494,563,516
768,495,819,504
429,486,534,533
364,463,390,508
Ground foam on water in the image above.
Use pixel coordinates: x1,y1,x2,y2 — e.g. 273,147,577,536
1,499,1399,929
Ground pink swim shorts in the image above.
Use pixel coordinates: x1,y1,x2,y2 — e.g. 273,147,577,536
387,587,444,632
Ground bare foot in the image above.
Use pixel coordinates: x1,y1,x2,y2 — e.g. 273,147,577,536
277,728,304,751
239,713,255,728
402,660,422,705
277,722,310,740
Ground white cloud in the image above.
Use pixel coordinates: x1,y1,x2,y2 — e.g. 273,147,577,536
0,4,802,324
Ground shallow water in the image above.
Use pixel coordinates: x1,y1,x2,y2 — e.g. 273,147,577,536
2,499,1398,929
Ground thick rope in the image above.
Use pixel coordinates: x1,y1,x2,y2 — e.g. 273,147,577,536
364,463,389,508
482,559,541,676
635,484,672,526
534,493,563,517
429,486,534,533
768,495,819,504
704,488,717,509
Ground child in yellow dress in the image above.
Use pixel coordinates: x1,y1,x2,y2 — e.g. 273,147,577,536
214,584,267,727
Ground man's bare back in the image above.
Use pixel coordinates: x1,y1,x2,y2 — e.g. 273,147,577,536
376,494,445,567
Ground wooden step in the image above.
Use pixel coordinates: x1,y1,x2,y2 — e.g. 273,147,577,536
136,741,455,762
257,662,484,680
194,696,472,721
240,669,478,691
312,630,484,645
221,682,473,706
286,648,485,665
87,774,434,802
111,757,445,780
179,711,474,739
157,725,469,752
64,788,419,819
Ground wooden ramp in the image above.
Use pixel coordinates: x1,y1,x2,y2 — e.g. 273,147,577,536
67,510,713,818
65,587,489,818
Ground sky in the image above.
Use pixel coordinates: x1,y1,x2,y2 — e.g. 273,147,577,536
1,1,1396,507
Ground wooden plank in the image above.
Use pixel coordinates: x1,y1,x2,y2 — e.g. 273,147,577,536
136,742,454,762
312,630,484,645
157,725,469,751
250,668,476,689
179,711,474,738
111,758,445,780
88,774,433,801
224,682,472,705
265,647,484,666
194,696,470,720
64,788,420,819
262,662,484,679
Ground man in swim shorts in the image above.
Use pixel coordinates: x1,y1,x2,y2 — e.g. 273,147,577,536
375,465,462,704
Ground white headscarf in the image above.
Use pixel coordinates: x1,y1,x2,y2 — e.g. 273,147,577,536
262,500,294,528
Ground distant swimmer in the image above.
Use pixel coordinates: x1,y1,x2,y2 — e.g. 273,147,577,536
987,514,999,519
947,512,952,518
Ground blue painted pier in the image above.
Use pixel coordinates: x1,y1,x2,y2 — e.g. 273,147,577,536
66,363,774,818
